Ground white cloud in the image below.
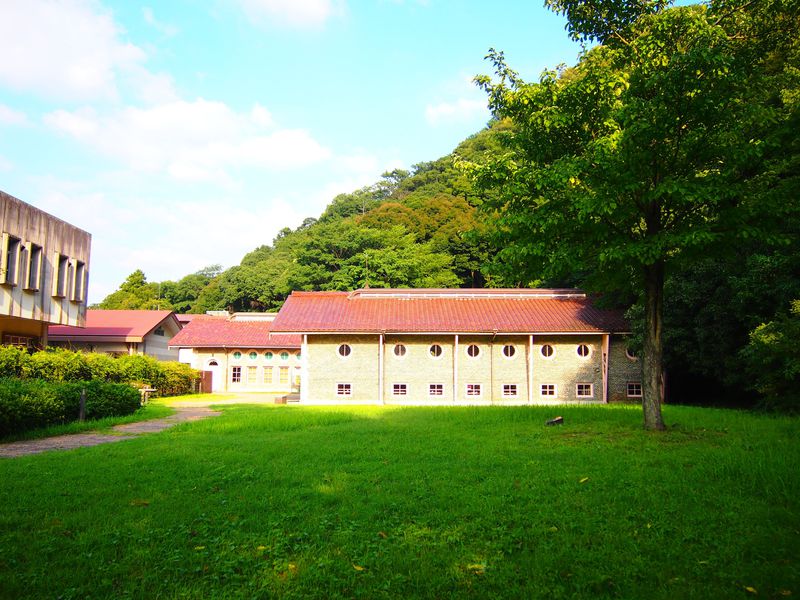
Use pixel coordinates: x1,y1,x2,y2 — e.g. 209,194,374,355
0,104,28,126
0,0,175,103
425,98,487,125
44,99,331,184
236,0,342,28
143,7,178,36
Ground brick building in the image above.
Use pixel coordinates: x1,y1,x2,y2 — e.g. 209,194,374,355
270,288,642,405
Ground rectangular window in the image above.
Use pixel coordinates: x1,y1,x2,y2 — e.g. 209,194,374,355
263,366,273,383
2,334,32,347
247,366,257,384
627,382,643,397
231,366,242,383
25,243,43,291
502,384,518,397
576,383,594,398
466,383,482,397
392,383,407,396
541,384,557,397
71,260,86,302
1,233,21,286
279,366,289,384
52,252,69,297
336,383,352,397
429,383,444,396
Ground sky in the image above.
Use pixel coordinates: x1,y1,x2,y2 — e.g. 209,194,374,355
0,0,582,304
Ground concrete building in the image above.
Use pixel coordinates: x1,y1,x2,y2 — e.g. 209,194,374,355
270,288,642,405
49,310,182,361
0,190,91,348
169,313,302,393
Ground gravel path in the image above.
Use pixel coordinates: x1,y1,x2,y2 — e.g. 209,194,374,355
0,406,222,458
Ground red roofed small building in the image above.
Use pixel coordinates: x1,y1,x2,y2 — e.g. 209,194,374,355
48,310,182,361
270,288,642,405
169,313,302,393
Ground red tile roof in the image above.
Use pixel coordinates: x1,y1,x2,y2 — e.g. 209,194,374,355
48,310,178,341
169,315,301,348
176,314,198,324
269,289,629,334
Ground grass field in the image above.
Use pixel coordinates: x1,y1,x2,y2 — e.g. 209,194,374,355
0,403,797,599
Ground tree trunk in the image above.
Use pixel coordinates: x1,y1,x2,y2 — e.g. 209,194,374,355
642,260,666,431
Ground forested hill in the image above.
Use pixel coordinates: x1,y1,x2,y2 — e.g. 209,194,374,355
96,120,512,313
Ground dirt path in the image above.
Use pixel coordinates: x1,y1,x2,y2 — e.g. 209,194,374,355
0,406,222,458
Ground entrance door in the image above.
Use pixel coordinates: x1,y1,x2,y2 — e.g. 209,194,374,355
207,359,222,392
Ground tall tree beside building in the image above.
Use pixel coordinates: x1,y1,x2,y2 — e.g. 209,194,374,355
471,0,799,429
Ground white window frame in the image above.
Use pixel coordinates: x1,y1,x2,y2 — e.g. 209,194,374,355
392,383,408,396
502,344,516,359
502,384,518,397
429,344,443,359
247,366,257,384
429,383,444,397
540,383,557,397
466,383,482,397
625,347,638,361
466,344,480,358
576,344,591,358
263,366,273,383
231,366,242,383
336,383,352,397
627,382,643,398
576,383,594,398
279,366,289,384
540,344,555,359
393,344,407,358
337,344,352,358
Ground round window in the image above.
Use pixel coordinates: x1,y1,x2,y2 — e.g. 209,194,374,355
249,351,258,360
338,344,351,358
296,352,301,360
281,351,289,360
626,347,637,360
577,344,590,357
429,344,442,358
394,344,406,357
502,344,515,358
232,351,242,360
264,352,273,360
466,344,480,358
541,344,554,358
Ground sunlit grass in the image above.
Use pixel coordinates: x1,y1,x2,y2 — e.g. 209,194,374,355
0,404,797,599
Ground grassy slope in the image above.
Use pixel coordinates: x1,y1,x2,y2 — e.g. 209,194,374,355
0,404,797,599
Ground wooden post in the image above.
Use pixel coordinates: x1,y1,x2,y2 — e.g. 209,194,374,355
79,388,86,422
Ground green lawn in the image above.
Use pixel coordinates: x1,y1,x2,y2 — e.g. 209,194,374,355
0,404,797,599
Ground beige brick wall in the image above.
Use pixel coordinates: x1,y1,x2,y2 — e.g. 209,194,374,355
608,336,642,402
185,347,300,393
531,335,603,402
306,335,380,403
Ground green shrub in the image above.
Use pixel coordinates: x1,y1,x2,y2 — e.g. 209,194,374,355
0,346,30,378
84,353,123,382
0,379,65,437
24,349,92,382
57,381,141,420
158,361,199,397
116,355,165,391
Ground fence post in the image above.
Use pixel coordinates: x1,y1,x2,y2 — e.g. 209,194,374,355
79,388,86,422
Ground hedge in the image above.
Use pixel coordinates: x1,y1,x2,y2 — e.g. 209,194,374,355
0,378,141,437
0,347,199,397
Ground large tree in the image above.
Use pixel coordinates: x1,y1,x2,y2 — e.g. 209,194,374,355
472,0,799,429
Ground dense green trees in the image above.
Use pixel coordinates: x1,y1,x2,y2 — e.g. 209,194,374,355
471,0,799,427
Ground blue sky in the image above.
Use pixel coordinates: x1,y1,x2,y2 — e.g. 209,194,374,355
0,0,581,303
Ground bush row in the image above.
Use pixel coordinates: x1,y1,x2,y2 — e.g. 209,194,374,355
0,378,141,437
0,346,200,397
